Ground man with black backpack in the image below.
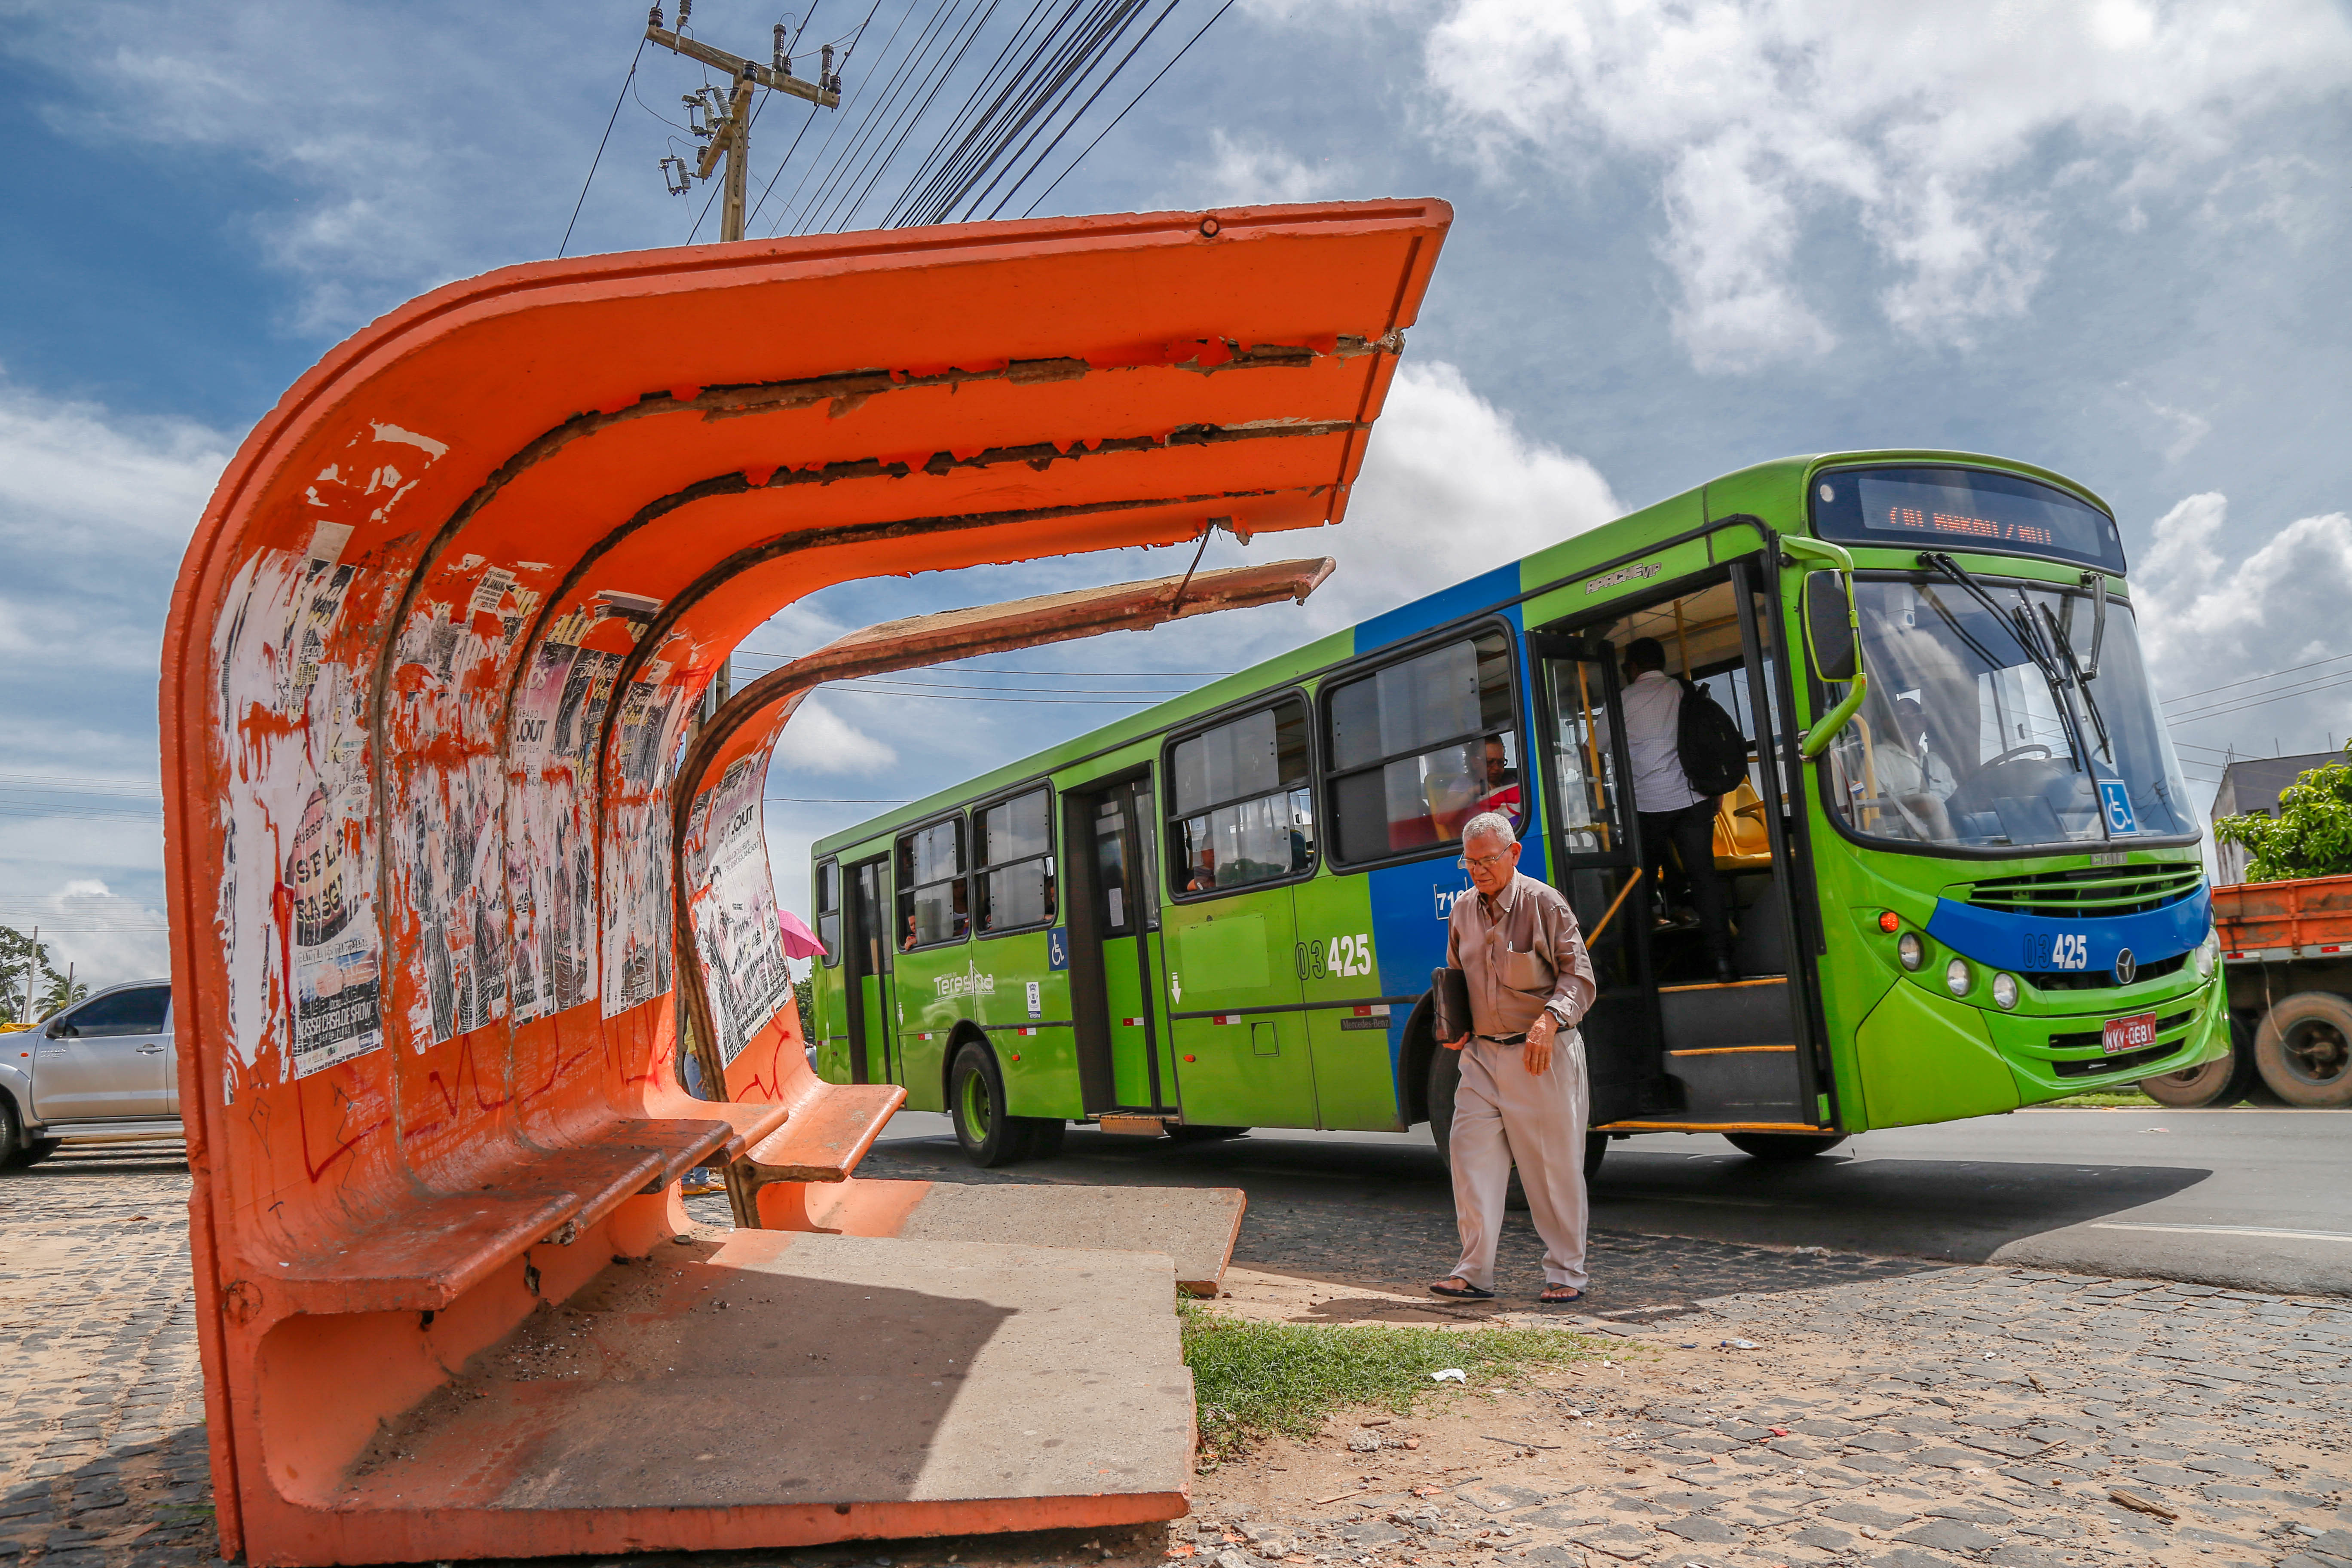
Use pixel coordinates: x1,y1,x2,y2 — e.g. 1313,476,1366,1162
1617,637,1740,983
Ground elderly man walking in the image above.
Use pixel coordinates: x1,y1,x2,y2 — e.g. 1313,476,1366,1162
1430,811,1598,1304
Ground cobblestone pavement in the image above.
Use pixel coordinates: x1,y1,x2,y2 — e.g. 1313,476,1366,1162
6,1145,2347,1568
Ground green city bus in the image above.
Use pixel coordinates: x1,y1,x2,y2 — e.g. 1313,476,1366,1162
808,450,2227,1172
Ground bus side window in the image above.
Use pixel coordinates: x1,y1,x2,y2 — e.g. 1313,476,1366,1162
1326,629,1520,863
815,860,842,966
976,787,1056,932
896,818,969,948
1169,696,1314,894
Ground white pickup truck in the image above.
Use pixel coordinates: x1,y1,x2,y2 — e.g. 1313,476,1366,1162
0,979,181,1168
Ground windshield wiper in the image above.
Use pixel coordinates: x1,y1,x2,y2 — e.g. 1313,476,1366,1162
2040,601,2112,763
1920,552,2099,784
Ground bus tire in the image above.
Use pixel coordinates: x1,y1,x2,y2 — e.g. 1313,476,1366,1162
1166,1124,1249,1144
2141,1014,2260,1108
1424,1048,1528,1210
948,1042,1032,1167
1724,1132,1850,1160
2252,991,2352,1108
1583,1130,1608,1182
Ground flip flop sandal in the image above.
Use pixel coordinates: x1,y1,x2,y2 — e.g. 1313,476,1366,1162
1429,1280,1496,1300
1537,1286,1586,1305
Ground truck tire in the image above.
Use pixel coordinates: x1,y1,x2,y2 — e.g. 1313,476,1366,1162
1425,1047,1529,1210
2141,1014,2260,1108
1725,1132,1850,1160
948,1042,1032,1167
2252,991,2352,1108
0,1096,20,1167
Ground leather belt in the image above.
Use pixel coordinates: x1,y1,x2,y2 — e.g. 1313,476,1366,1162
1475,1032,1528,1045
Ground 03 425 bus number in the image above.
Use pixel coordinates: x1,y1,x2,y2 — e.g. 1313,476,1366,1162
2026,932,2091,971
1298,934,1373,979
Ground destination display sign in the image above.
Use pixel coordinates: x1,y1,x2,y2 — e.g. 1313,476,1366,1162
1810,464,2125,573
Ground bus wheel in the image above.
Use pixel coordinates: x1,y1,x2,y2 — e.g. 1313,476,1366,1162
1583,1131,1608,1181
1725,1132,1849,1160
2253,991,2352,1108
2142,1015,2260,1107
1166,1124,1249,1144
949,1043,1031,1167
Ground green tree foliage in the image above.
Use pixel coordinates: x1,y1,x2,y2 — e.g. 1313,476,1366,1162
39,971,89,1015
2213,744,2352,882
793,974,814,1031
0,925,56,1025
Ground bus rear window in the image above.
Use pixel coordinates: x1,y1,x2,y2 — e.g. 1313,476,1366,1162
814,860,841,967
895,818,968,948
1170,698,1313,893
976,788,1056,932
1326,629,1521,862
1811,465,2124,573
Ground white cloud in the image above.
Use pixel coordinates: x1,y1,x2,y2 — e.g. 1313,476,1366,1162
1188,129,1348,207
0,881,173,996
2133,491,2352,760
1411,0,2352,371
1305,358,1620,624
770,695,900,775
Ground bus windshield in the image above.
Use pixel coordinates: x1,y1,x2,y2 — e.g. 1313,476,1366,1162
1825,575,2197,851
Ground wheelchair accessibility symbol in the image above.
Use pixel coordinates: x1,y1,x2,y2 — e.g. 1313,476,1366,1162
2097,780,2138,836
1047,927,1069,971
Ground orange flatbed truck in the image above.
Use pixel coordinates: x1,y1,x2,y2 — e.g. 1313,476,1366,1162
2144,871,2352,1107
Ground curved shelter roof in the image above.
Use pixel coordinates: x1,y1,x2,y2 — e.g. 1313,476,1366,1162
158,202,1449,1559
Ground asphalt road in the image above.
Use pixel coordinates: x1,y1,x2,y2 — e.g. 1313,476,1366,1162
867,1106,2351,1298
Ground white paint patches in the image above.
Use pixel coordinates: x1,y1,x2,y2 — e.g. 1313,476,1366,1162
370,420,450,458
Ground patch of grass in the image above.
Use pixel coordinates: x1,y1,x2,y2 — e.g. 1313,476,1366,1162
2032,1088,2162,1108
1178,1300,1596,1460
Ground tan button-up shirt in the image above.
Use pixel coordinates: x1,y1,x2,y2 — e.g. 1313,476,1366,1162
1445,871,1597,1039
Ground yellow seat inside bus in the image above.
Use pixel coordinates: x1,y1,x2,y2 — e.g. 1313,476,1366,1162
1713,777,1773,870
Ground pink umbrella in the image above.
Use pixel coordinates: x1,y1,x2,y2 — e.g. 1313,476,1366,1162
775,906,828,961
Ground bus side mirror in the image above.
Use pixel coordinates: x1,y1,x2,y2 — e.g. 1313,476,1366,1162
1801,572,1860,684
1780,536,1870,760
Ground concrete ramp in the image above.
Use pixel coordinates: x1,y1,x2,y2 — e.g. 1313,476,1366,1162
334,1229,1192,1551
806,1179,1247,1295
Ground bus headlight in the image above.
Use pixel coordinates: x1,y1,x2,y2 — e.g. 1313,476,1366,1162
2194,934,2218,980
1898,932,1924,971
1945,957,1973,998
1992,972,2019,1010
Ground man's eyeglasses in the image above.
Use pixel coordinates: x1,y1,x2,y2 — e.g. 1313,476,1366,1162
1457,848,1514,873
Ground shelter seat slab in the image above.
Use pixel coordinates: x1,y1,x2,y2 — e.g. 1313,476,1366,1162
274,1109,790,1315
741,1082,906,1183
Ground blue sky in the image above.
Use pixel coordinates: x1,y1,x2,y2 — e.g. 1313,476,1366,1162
2,0,2349,986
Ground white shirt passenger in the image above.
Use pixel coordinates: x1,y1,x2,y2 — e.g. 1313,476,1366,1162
1616,669,1705,814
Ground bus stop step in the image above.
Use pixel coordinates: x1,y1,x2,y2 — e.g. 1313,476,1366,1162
805,1179,1246,1297
286,1229,1192,1564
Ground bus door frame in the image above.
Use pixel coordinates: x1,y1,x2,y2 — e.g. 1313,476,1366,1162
839,853,895,1086
1525,631,1672,1125
1061,769,1171,1115
1732,548,1842,1128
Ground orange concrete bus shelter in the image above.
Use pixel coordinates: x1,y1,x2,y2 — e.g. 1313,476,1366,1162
159,202,1449,1564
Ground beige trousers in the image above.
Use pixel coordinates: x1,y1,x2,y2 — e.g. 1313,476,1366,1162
1447,1030,1590,1291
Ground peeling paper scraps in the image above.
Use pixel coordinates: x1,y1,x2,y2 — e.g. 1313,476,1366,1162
370,420,450,458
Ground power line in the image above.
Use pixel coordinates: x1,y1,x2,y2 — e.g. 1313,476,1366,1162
2166,668,2352,727
801,0,978,234
1019,0,1231,216
0,773,162,797
989,0,1191,220
2162,648,2352,709
560,39,648,257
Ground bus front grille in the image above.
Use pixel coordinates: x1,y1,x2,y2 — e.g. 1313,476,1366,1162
2033,953,2190,991
2045,1008,2199,1078
1963,863,2204,917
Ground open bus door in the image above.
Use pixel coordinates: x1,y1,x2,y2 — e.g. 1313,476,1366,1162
841,855,896,1085
1528,635,1672,1126
1065,775,1176,1116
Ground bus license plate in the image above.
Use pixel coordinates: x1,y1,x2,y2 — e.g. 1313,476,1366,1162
2104,1014,2157,1054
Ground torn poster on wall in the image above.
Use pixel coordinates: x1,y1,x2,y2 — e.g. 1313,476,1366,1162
685,754,794,1063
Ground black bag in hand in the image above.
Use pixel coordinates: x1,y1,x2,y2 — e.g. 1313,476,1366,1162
1430,967,1473,1045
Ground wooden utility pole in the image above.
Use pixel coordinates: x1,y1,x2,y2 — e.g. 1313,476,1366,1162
646,4,842,244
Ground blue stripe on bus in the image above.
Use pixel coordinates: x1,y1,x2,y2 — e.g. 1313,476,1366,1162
1925,887,2211,976
1355,562,1523,652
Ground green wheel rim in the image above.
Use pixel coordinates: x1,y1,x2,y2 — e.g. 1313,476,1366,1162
960,1066,993,1141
